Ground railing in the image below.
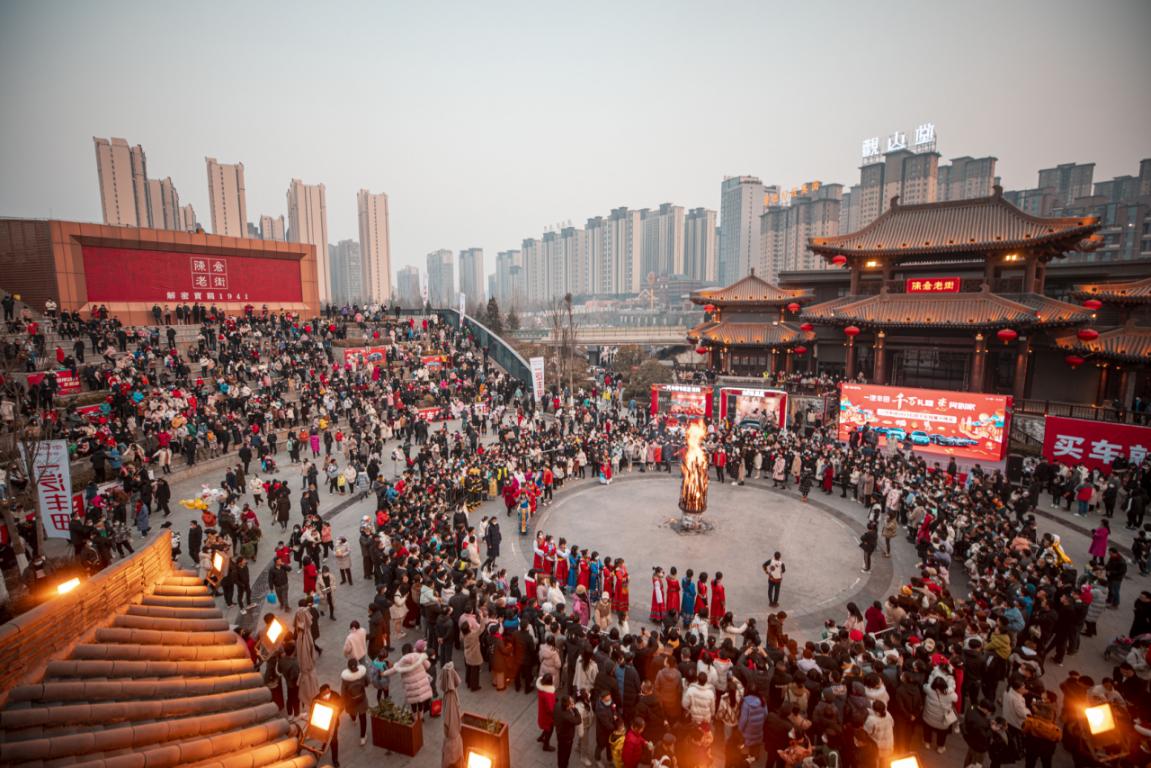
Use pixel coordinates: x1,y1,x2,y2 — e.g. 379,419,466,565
1015,398,1138,424
435,308,534,387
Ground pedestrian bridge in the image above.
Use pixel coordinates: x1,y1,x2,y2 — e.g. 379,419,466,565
509,326,691,346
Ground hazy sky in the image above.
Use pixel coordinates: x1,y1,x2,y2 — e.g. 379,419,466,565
1,0,1148,277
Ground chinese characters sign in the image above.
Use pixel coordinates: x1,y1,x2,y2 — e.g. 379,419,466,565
1042,416,1151,472
21,439,73,539
81,246,304,304
838,383,1012,462
906,277,961,294
651,384,714,426
862,122,937,162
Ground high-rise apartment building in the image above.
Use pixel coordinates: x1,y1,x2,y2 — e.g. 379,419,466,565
606,207,643,294
560,227,588,297
856,149,940,227
357,189,392,304
458,248,485,310
1038,162,1095,207
584,217,608,295
640,203,685,278
522,238,544,306
259,214,286,241
1039,158,1151,263
145,177,181,230
205,157,248,238
937,156,998,202
494,250,524,308
683,208,717,282
426,249,454,307
93,137,148,227
179,204,198,232
718,176,764,284
396,266,421,307
286,179,330,301
329,239,363,305
761,183,842,280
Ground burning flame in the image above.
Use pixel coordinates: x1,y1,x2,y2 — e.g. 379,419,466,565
679,420,709,514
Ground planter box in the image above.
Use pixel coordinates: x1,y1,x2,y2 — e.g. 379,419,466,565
370,712,423,756
460,713,510,768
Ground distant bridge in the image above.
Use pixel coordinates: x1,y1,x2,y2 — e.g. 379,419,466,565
510,326,691,346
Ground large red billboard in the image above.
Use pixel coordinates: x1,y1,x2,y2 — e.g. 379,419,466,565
650,384,713,427
837,383,1011,462
718,387,787,430
1042,416,1151,472
81,246,304,304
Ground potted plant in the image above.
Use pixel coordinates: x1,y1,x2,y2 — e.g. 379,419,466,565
369,699,423,756
460,712,510,768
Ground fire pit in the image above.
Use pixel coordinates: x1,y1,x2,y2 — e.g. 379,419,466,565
677,420,710,530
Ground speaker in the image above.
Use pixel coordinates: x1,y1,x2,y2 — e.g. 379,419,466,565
1006,453,1024,484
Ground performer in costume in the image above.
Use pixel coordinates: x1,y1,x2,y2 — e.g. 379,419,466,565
650,567,666,623
694,571,709,617
709,572,726,628
666,566,681,617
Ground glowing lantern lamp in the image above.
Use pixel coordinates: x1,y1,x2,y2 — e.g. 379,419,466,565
1065,355,1085,369
832,255,848,267
1085,703,1116,736
1082,299,1103,311
800,322,814,332
996,328,1018,344
300,697,342,757
703,304,716,314
794,345,808,355
786,302,801,313
843,326,861,338
696,347,709,355
890,757,920,768
1077,328,1100,342
466,752,494,768
57,577,81,595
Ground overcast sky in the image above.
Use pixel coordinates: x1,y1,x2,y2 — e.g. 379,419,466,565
1,0,1148,277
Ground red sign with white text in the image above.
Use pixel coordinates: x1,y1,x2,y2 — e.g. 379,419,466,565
343,346,389,366
838,383,1011,462
81,246,304,304
27,370,81,395
906,277,961,293
1042,415,1151,472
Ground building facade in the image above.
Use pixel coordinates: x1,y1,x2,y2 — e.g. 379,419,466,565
937,156,998,202
145,177,181,230
718,176,764,284
494,249,523,308
179,204,198,232
640,203,685,279
93,137,148,228
329,239,363,305
286,179,329,301
396,265,421,307
205,157,248,238
259,214,286,241
357,189,391,304
1038,162,1095,207
426,249,454,307
683,207,717,282
458,247,485,310
760,183,843,281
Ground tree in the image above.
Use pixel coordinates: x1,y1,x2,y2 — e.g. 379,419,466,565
506,309,520,332
484,297,503,333
624,359,672,400
613,344,645,373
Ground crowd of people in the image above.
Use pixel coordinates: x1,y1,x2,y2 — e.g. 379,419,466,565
3,297,1151,768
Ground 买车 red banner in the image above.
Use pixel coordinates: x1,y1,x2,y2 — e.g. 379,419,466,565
838,383,1011,462
82,246,304,304
1042,415,1150,472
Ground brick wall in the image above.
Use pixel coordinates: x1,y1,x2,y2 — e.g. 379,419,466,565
0,531,173,705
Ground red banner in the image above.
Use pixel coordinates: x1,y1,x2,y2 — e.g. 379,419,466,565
838,383,1011,462
1042,416,1150,472
28,370,81,395
906,277,961,293
650,384,713,426
343,346,389,366
82,246,304,304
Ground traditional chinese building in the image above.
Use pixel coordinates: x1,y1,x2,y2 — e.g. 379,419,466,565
686,272,816,376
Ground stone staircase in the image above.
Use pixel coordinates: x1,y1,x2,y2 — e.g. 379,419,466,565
0,570,314,768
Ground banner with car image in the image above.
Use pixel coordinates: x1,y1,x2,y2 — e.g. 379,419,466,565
837,383,1012,462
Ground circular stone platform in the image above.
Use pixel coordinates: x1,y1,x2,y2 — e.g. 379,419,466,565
516,475,876,633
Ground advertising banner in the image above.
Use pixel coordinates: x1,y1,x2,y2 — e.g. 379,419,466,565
530,357,545,401
27,370,81,395
650,384,713,426
837,383,1011,462
421,355,450,371
81,246,304,304
1042,415,1151,472
719,387,787,430
459,292,466,318
20,439,73,539
343,346,389,366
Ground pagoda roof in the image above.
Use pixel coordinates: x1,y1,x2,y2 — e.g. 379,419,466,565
690,273,812,307
1054,322,1151,363
808,187,1101,260
801,287,1091,329
688,319,813,347
1073,276,1151,305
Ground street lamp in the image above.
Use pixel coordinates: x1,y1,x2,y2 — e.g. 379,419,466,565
466,751,493,768
56,577,80,595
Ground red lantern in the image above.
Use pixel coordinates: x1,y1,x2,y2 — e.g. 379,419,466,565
703,304,717,314
832,254,848,267
696,347,709,355
800,322,814,332
794,345,808,355
1065,354,1085,369
786,302,801,313
843,325,860,338
996,328,1018,344
1082,299,1103,311
1077,328,1099,342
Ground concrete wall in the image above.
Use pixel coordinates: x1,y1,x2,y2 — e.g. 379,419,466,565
0,531,173,705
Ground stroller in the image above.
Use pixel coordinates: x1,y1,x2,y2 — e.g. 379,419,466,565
1103,632,1151,664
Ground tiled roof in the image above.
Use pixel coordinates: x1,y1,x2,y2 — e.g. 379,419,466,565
808,188,1100,259
691,273,812,306
1054,323,1151,363
688,320,812,347
0,570,313,768
801,289,1091,329
1073,276,1151,304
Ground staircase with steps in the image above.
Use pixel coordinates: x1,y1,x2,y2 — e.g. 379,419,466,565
0,570,314,768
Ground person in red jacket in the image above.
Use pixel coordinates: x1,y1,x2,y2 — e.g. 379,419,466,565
709,573,727,628
621,717,651,768
536,672,557,752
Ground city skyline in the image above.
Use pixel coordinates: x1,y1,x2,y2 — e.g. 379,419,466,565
2,1,1149,281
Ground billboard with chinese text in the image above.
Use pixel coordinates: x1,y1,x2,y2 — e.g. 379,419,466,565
81,246,304,304
650,384,713,427
718,387,787,430
343,346,389,366
1042,416,1151,472
837,383,1011,462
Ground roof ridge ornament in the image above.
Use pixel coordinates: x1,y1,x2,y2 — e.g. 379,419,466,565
890,195,900,209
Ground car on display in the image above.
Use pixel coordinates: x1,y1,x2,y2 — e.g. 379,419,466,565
884,428,907,442
930,434,956,446
951,436,981,447
910,430,931,445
